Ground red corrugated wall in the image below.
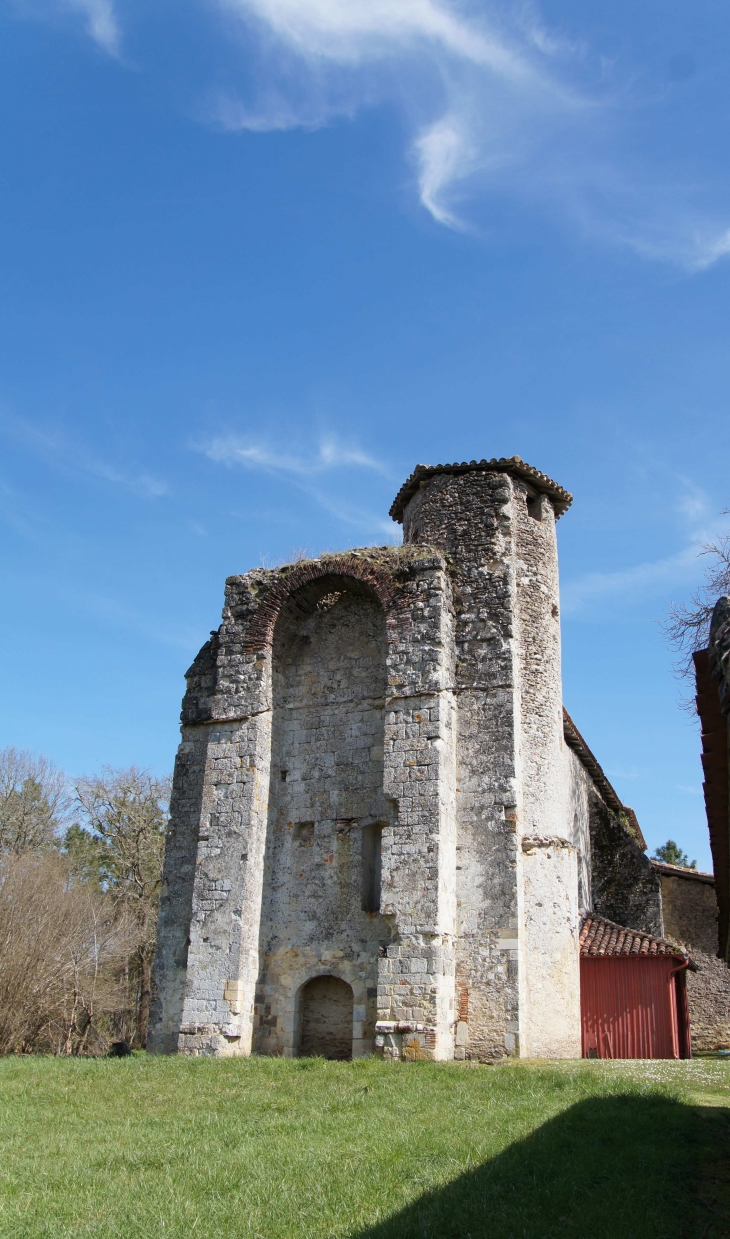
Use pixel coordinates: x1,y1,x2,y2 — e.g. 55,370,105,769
581,957,689,1059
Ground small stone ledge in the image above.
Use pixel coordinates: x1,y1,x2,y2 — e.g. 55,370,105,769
521,835,573,852
375,1020,436,1034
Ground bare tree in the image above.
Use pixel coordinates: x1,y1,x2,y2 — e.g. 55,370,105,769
73,767,170,1048
0,747,69,854
665,529,730,678
0,852,134,1055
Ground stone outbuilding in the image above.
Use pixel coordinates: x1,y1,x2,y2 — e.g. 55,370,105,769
651,860,730,1053
147,456,676,1061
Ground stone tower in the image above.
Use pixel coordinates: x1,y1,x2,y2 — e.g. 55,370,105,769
148,456,582,1060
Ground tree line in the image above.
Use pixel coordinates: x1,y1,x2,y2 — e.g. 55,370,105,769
0,746,169,1056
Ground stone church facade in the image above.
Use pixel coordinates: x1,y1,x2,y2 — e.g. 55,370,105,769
147,456,667,1061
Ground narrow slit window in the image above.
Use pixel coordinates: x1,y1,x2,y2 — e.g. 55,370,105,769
361,823,383,913
526,493,543,522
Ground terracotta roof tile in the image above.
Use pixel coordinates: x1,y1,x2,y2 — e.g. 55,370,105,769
389,456,572,522
650,859,714,885
580,914,695,968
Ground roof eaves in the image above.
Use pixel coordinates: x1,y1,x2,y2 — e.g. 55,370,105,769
563,709,647,851
580,914,697,969
650,860,715,885
389,456,573,523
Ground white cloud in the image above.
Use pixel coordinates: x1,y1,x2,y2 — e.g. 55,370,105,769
81,457,169,497
414,114,478,230
220,0,521,69
0,408,168,497
10,0,121,54
676,482,712,527
561,544,701,616
563,515,730,617
202,433,389,477
562,472,730,617
208,0,730,269
66,0,119,54
200,432,397,536
14,0,730,267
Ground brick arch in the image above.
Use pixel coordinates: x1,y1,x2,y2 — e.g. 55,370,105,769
243,556,399,652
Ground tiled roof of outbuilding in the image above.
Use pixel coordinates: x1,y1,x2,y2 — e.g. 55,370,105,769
651,860,715,885
580,914,695,968
389,456,573,522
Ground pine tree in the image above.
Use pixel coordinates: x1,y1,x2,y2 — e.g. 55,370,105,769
652,840,697,869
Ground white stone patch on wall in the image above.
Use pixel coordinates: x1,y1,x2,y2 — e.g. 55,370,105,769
519,836,581,1058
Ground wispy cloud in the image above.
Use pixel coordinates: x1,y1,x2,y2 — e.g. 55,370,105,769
56,584,199,648
0,408,168,498
66,0,119,54
200,432,397,537
81,457,168,497
206,0,730,269
13,0,730,267
202,433,389,477
562,482,730,617
298,485,398,539
561,544,701,616
10,0,121,54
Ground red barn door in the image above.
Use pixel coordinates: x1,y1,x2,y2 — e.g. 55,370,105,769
580,956,689,1059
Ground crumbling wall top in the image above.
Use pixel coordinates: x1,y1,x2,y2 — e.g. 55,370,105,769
389,456,573,523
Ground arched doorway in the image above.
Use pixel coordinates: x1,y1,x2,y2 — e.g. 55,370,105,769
298,976,354,1060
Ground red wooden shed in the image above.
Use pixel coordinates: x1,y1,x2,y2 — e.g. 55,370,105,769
580,915,695,1060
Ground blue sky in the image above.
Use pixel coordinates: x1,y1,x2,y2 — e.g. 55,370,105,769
1,0,729,869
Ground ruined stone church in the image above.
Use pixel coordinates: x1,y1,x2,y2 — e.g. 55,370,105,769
147,456,676,1061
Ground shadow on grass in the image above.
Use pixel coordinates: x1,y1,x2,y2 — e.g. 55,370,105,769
354,1094,730,1239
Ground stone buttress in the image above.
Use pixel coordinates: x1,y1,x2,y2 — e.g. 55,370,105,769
148,456,582,1060
391,460,581,1058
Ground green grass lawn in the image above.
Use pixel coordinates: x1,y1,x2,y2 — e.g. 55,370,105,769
1,1056,729,1238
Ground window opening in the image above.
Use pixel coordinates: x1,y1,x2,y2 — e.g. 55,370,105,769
362,823,383,913
292,821,314,846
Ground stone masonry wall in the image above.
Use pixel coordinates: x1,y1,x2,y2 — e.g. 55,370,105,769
148,574,275,1055
401,468,580,1060
377,553,458,1062
512,482,580,1058
687,953,730,1051
589,796,663,937
403,471,523,1060
150,460,584,1062
565,747,593,915
655,867,730,1051
658,870,719,957
150,547,462,1059
253,579,389,1057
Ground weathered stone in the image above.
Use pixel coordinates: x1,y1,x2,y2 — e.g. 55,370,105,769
148,458,664,1061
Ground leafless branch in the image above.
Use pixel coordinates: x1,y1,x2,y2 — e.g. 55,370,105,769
664,526,730,681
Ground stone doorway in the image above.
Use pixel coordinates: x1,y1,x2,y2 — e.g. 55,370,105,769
298,976,353,1060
